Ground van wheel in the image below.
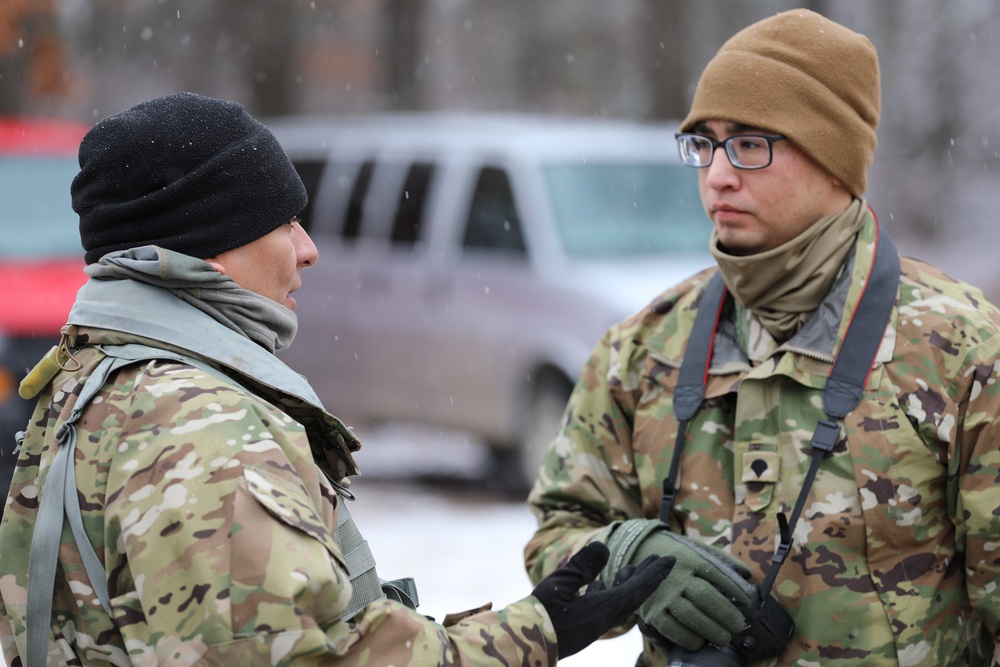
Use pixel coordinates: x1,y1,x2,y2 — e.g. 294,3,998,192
488,373,573,495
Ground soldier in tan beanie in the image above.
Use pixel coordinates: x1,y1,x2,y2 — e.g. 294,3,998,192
526,8,1000,667
681,8,880,198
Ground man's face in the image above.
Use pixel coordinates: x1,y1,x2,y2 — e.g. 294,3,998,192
205,219,318,310
695,120,852,256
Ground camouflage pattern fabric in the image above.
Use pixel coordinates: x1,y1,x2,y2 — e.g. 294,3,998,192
0,336,558,665
525,211,1000,667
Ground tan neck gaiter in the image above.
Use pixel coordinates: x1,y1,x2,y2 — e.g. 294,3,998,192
711,198,867,342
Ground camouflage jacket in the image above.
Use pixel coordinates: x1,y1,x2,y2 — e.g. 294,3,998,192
525,212,1000,667
0,278,557,666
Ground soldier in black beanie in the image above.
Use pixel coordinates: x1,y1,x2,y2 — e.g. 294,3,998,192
72,91,308,264
0,91,675,667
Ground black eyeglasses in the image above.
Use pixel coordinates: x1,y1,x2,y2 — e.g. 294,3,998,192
675,132,787,170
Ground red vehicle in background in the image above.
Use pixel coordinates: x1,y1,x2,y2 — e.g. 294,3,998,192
0,118,89,509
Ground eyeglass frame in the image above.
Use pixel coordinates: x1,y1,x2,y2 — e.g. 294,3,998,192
674,132,787,170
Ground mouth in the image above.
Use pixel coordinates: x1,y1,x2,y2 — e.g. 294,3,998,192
711,203,746,223
286,284,301,310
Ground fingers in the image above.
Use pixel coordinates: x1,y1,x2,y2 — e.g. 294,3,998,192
641,603,732,652
604,555,676,606
638,578,747,650
612,554,672,587
567,541,611,582
694,564,753,606
645,612,711,652
593,555,677,632
629,555,675,591
683,578,748,633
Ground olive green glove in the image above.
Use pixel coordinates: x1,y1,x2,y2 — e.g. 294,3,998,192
603,518,753,652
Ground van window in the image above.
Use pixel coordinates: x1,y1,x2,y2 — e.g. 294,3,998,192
391,162,435,245
0,156,80,257
290,159,326,233
462,167,526,255
343,160,375,240
543,162,709,257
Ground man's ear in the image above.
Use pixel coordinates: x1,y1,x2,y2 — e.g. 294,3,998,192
206,259,227,275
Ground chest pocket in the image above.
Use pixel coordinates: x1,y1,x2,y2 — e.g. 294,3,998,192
739,447,781,512
241,463,346,567
733,373,863,519
232,463,352,634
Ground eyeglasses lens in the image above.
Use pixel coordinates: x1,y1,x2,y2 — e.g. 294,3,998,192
676,134,773,169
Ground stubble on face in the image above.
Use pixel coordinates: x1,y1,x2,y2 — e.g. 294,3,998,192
695,120,852,256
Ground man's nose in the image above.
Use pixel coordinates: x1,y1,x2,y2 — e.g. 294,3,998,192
293,222,319,267
705,145,739,188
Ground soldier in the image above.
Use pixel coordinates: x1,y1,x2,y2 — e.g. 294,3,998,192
524,9,1000,667
0,92,675,666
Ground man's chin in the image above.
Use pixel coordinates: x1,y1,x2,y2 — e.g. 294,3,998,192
716,235,763,257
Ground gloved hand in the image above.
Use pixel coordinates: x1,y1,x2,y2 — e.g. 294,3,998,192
603,518,753,652
532,541,675,658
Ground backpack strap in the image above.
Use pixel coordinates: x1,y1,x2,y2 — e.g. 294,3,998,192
25,344,413,666
660,272,728,523
27,344,225,667
758,230,899,597
336,499,419,619
660,230,898,523
658,228,899,605
27,353,124,667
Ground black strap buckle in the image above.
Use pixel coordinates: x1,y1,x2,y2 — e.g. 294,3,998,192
810,418,841,452
660,478,676,523
771,513,792,566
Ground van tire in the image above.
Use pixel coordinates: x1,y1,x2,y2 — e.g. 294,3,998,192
488,372,573,495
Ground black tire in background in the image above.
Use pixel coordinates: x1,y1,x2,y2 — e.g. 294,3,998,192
487,371,574,497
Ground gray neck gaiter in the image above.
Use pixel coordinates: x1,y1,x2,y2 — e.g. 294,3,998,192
86,245,297,353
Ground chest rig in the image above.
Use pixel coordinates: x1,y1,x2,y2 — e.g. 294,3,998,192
660,227,899,603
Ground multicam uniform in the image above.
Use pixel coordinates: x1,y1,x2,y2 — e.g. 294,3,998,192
525,213,1000,666
0,278,557,666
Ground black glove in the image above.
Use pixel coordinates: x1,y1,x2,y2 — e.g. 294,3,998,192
532,541,675,658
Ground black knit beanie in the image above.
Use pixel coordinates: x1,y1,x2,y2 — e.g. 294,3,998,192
73,92,307,264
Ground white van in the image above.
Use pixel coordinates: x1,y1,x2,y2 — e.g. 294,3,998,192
267,113,713,489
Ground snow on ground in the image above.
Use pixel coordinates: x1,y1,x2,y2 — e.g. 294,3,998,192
347,421,647,667
349,478,646,667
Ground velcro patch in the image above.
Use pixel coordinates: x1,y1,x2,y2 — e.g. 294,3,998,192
741,450,780,483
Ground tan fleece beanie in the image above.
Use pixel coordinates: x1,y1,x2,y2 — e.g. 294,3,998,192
680,9,880,196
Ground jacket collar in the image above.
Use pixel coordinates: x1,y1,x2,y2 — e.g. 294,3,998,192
690,207,897,374
67,278,361,476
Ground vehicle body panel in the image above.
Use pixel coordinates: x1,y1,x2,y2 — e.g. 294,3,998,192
268,114,713,483
0,117,89,508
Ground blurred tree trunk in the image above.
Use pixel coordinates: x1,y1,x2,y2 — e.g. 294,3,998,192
238,1,302,117
637,0,688,120
868,1,958,240
382,0,426,110
514,2,546,109
0,0,68,114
